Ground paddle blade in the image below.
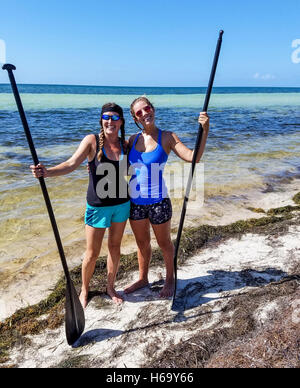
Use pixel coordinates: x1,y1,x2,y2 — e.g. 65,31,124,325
171,298,182,312
171,287,185,312
65,280,85,345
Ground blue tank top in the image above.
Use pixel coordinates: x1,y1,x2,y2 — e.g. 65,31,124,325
128,129,169,205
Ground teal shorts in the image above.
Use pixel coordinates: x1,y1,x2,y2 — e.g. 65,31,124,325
85,201,130,228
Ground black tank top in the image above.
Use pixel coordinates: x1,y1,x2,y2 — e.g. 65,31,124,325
86,134,129,207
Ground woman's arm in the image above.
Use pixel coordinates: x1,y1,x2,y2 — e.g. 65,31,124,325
167,112,209,163
30,135,93,178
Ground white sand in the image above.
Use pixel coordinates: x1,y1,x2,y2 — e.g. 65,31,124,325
3,220,299,368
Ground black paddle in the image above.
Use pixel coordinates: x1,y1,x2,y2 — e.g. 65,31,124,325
171,30,224,311
2,64,85,345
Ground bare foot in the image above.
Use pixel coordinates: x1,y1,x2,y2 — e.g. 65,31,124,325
124,279,149,294
159,281,175,299
79,291,88,309
106,287,124,304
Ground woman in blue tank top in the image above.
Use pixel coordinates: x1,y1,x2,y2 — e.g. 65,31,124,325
30,103,130,308
125,97,210,298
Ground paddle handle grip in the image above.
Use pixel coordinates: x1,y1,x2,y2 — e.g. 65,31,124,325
202,30,224,112
191,30,224,176
181,30,224,209
3,65,40,165
192,30,224,164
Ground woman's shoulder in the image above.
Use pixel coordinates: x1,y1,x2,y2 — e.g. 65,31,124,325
83,133,97,142
80,134,97,155
128,133,140,147
161,130,176,143
82,133,99,148
160,131,182,153
161,130,173,137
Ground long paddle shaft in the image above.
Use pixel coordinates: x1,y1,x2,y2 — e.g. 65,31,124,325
2,64,85,344
172,31,224,308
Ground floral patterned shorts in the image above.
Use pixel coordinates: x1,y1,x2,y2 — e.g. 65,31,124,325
130,198,172,225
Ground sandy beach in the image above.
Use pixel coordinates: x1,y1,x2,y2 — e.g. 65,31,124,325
0,189,299,368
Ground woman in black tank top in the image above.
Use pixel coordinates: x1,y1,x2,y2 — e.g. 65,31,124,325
30,103,130,308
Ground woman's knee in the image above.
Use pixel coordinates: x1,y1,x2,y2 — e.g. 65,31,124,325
84,249,99,263
157,237,174,252
108,240,121,252
135,236,151,251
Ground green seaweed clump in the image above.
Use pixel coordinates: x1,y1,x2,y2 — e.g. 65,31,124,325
247,207,266,214
292,192,300,205
267,205,300,216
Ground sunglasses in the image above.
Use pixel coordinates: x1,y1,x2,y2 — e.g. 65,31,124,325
135,105,152,118
102,114,121,121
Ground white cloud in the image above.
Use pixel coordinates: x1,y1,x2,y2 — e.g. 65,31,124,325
292,39,300,48
291,39,300,64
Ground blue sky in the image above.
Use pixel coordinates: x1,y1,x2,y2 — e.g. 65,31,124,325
0,0,299,86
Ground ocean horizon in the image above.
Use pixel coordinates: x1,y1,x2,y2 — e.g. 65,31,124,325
1,84,300,94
